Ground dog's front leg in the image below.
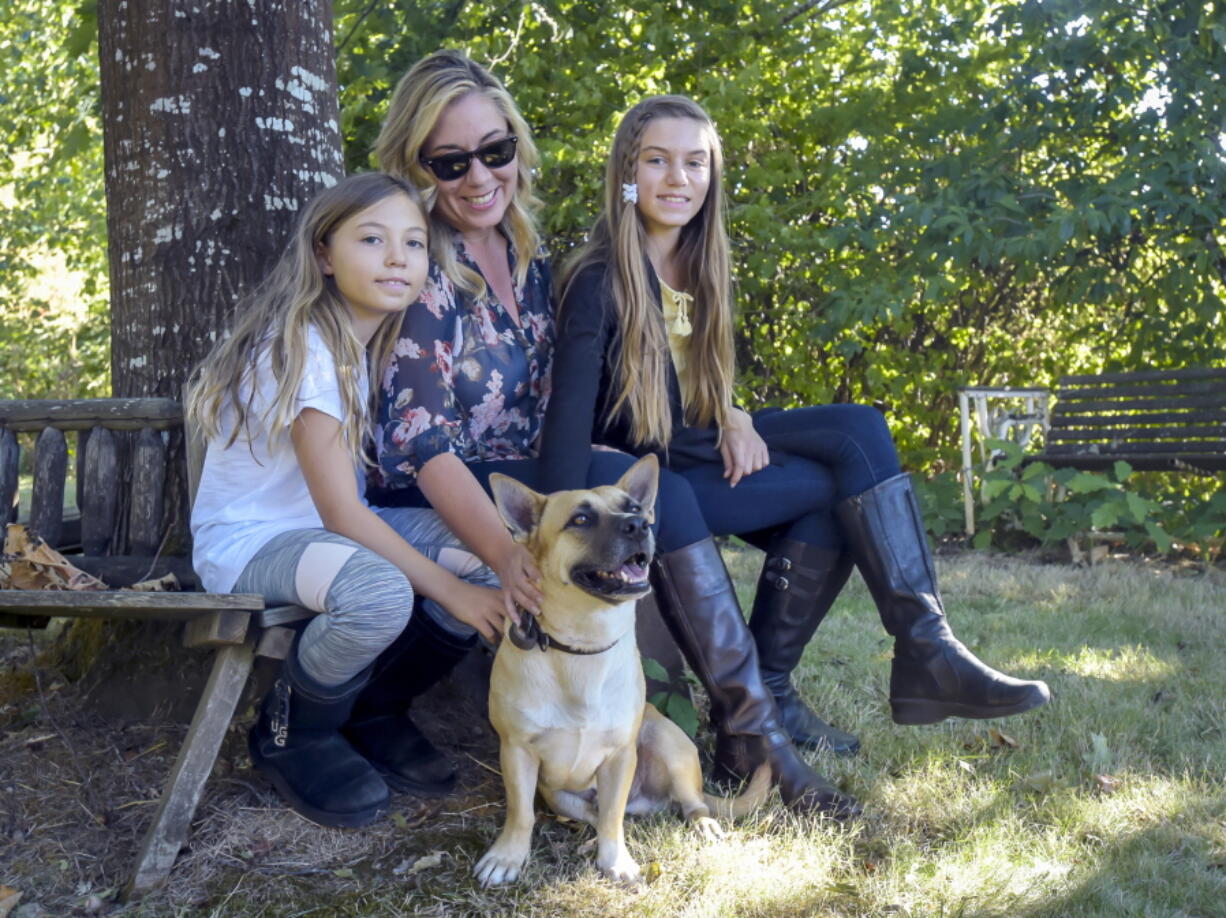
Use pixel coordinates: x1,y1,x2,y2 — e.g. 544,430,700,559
593,743,643,887
474,741,540,887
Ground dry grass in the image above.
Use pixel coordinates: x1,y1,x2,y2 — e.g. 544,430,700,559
1,548,1224,917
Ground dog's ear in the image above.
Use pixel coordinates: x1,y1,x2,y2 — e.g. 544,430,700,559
616,454,659,512
489,473,547,540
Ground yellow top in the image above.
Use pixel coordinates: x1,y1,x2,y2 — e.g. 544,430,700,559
659,279,694,406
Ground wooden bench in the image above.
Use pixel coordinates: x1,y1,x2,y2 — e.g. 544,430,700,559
1027,367,1226,472
0,398,309,895
959,368,1225,534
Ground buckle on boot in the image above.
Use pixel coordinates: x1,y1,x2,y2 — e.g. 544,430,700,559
271,679,291,749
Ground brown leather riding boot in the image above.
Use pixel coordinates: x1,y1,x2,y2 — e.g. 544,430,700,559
650,537,860,817
749,538,860,755
836,474,1051,725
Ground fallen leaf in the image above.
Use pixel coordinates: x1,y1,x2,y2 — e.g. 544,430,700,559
957,759,975,775
408,851,447,875
988,727,1020,749
1093,774,1120,795
1081,732,1113,772
391,811,409,831
0,887,23,918
643,861,662,884
333,868,354,879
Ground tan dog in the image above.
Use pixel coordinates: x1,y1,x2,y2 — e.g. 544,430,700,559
474,455,769,888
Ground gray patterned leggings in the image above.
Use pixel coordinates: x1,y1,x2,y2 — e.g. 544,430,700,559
232,507,498,686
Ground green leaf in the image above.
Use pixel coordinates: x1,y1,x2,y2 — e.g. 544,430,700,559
640,656,670,683
1066,472,1113,495
1113,460,1133,482
665,692,699,738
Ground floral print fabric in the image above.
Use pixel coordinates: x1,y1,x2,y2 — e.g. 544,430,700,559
375,239,554,491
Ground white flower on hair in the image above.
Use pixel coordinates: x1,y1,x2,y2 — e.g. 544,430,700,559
621,182,638,204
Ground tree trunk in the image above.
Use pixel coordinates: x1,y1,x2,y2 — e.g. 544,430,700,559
99,0,344,400
82,1,344,717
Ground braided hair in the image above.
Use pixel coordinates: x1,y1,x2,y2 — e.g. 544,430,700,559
561,96,733,449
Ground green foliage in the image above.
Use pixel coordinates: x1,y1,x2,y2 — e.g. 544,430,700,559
642,654,699,737
0,0,109,398
6,1,1225,471
920,438,1226,561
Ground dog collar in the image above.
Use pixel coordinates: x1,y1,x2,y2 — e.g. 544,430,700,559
508,614,618,656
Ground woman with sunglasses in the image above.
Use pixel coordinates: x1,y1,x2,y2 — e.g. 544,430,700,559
369,50,858,818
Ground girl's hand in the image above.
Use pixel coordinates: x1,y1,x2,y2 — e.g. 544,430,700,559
720,408,770,487
440,582,514,644
495,542,543,622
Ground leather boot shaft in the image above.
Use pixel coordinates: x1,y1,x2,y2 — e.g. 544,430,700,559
748,538,859,754
649,537,860,817
836,474,1051,725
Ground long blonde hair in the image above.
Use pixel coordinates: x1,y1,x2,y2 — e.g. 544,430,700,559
561,96,734,449
374,49,542,298
187,173,425,466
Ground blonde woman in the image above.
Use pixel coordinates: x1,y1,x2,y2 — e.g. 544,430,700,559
542,96,1050,771
371,52,856,816
189,173,506,827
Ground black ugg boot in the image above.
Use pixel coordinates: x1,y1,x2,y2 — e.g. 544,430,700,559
249,651,389,828
344,607,476,795
749,538,860,755
836,473,1051,725
650,537,860,818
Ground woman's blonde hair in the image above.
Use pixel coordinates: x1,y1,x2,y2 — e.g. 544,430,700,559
374,49,542,297
561,95,734,449
187,172,425,466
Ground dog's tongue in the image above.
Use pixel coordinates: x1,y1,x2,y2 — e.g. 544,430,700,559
619,561,648,584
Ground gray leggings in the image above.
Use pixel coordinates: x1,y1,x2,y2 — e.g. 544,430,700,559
232,507,498,686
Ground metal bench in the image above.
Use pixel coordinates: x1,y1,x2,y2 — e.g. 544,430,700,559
0,397,309,894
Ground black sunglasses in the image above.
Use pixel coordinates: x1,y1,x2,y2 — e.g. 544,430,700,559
419,136,518,181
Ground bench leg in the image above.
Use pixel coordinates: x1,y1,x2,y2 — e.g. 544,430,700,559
128,640,255,895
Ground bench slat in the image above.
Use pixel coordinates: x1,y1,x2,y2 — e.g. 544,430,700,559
0,590,265,617
131,428,167,556
0,398,183,432
0,429,17,524
30,427,68,549
1052,393,1226,414
81,426,119,555
1048,426,1226,442
1049,409,1226,428
1043,440,1226,456
1032,452,1226,472
1058,368,1226,385
1058,380,1226,400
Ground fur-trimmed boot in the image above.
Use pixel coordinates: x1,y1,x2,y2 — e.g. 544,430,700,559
836,473,1051,725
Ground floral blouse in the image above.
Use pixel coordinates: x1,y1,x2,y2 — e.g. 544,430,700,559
374,238,554,493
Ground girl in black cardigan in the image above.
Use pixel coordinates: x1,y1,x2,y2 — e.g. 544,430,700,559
541,96,1049,763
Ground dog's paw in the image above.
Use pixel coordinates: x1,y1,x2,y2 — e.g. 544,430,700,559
596,843,644,889
692,816,725,843
474,839,530,887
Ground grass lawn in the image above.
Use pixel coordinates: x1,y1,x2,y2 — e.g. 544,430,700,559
1,548,1223,916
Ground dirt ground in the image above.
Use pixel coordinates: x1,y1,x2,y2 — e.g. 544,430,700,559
0,625,507,916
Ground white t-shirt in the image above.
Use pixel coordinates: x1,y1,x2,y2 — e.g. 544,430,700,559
191,326,367,592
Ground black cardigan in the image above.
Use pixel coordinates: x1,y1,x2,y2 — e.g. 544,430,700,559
538,262,722,493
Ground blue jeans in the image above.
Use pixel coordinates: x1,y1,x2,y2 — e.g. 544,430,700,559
680,404,902,552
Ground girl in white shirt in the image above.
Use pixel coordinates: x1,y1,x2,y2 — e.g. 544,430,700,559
188,173,509,828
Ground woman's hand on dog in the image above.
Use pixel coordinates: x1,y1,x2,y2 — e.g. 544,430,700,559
496,542,543,623
441,582,514,643
720,407,769,487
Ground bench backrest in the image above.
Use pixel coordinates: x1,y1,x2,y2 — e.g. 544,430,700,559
0,398,189,582
1045,368,1226,471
